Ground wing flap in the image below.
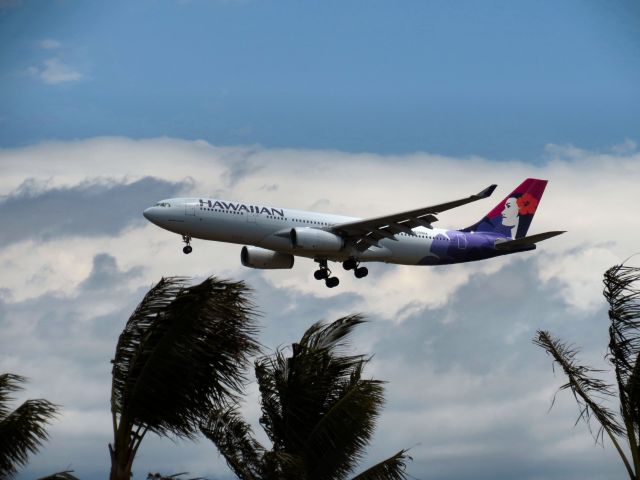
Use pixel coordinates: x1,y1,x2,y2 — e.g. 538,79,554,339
331,184,497,248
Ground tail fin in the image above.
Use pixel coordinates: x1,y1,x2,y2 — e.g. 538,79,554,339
463,178,548,239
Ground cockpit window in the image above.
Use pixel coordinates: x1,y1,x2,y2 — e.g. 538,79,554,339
155,202,171,207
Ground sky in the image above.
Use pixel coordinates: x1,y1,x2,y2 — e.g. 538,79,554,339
1,1,639,479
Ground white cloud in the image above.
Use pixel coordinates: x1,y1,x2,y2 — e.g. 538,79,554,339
27,57,83,85
2,137,638,479
537,244,620,312
1,137,638,316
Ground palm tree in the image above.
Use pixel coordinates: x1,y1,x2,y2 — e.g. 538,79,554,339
109,276,260,480
535,262,640,479
202,314,411,480
0,373,59,478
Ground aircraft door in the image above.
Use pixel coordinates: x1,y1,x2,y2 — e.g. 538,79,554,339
246,206,258,223
456,233,467,249
185,203,196,216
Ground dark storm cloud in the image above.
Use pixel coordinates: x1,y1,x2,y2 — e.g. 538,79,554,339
4,253,622,480
371,257,608,375
243,270,364,350
218,148,264,187
79,253,143,291
0,176,192,246
0,253,146,367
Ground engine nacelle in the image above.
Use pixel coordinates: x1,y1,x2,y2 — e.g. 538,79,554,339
290,228,344,252
241,246,294,269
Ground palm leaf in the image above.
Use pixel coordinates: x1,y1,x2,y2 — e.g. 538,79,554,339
0,375,58,479
146,472,204,480
534,330,623,440
111,276,260,438
205,315,412,480
201,405,266,480
0,374,25,419
256,316,368,460
604,264,640,424
110,277,260,480
111,277,185,423
305,362,386,479
300,315,367,353
37,471,80,480
350,449,412,480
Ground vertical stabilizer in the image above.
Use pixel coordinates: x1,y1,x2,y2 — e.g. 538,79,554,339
463,178,548,239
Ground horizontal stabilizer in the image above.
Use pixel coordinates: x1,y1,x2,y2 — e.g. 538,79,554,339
494,231,566,251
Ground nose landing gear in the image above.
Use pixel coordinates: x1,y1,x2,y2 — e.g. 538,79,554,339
182,235,192,254
343,258,368,279
314,259,340,288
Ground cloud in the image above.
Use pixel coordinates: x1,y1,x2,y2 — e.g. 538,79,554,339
0,176,192,246
2,136,639,315
39,39,61,50
28,57,83,85
1,137,638,479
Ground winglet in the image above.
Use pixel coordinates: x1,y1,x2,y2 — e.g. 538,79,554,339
475,184,497,199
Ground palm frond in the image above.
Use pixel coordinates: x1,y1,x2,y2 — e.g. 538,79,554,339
256,316,369,459
0,374,26,420
111,276,260,438
534,330,624,440
350,449,412,480
146,472,204,480
0,386,59,479
300,314,366,353
604,264,640,424
111,277,185,418
205,315,412,480
37,470,80,480
305,362,387,479
201,405,265,480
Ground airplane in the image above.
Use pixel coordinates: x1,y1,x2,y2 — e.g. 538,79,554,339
143,178,565,288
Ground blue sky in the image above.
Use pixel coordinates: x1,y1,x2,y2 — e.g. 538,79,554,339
1,0,639,159
2,2,640,479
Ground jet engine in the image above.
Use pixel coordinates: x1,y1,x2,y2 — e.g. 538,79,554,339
290,228,344,252
241,246,294,269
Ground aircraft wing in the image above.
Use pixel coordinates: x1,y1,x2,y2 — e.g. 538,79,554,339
330,184,497,252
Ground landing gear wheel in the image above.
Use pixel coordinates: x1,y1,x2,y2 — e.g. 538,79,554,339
314,269,329,280
181,235,192,254
325,277,340,288
354,266,368,278
342,258,357,271
182,235,193,255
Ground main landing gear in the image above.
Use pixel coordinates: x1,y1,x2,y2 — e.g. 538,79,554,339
182,235,193,254
313,258,369,288
342,258,368,279
314,260,340,288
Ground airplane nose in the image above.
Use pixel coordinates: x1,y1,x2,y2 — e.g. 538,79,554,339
143,207,154,221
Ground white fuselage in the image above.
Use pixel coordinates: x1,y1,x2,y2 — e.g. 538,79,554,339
143,197,486,266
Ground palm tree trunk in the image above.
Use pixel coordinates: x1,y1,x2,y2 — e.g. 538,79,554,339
109,443,132,480
109,415,141,480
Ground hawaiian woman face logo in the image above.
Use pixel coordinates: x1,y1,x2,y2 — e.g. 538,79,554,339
501,197,519,228
500,192,539,238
